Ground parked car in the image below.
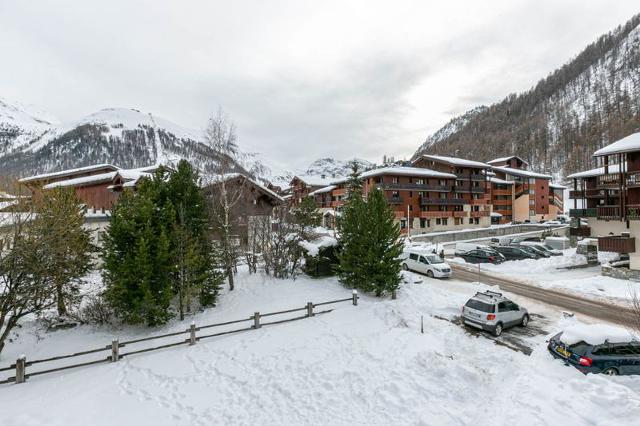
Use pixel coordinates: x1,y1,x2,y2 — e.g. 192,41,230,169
548,327,640,375
518,241,563,256
462,290,529,336
454,242,490,256
458,248,505,264
491,245,537,261
402,250,452,278
514,244,550,258
544,220,562,226
610,253,630,268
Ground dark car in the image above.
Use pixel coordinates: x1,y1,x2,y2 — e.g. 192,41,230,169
491,246,537,261
514,245,550,258
459,249,505,264
548,332,640,375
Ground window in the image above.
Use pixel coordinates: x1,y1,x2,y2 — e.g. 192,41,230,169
393,177,399,184
469,218,473,224
420,218,427,228
409,205,413,212
529,209,535,216
419,256,428,264
392,191,400,198
442,218,448,226
417,179,424,185
409,253,419,261
529,199,535,205
440,193,447,199
436,218,441,225
465,299,495,313
498,302,508,312
409,191,413,198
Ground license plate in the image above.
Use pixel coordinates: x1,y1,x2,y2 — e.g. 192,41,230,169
555,346,571,358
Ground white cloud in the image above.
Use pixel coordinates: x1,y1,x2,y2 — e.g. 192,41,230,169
0,0,638,171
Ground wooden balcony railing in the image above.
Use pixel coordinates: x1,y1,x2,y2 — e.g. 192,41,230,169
387,196,403,204
626,204,640,220
419,198,466,206
491,199,512,206
569,208,597,218
569,189,603,199
420,211,453,218
470,197,491,205
492,189,512,196
376,183,451,192
598,235,636,253
470,211,490,218
569,227,591,237
455,173,485,181
597,205,622,220
597,173,620,188
453,211,468,218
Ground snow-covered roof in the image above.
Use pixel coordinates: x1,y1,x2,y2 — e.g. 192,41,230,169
309,185,336,196
43,171,118,189
359,166,456,179
490,212,503,217
593,132,640,156
566,164,620,179
488,177,514,185
487,156,529,166
549,183,567,190
19,163,119,183
415,155,490,169
560,323,635,346
208,173,284,203
493,166,552,180
292,174,341,187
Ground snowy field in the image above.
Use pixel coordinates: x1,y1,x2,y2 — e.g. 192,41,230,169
450,249,640,305
1,269,640,425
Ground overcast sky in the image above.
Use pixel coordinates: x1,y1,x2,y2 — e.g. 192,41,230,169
1,1,638,172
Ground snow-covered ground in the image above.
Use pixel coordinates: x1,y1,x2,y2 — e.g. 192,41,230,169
1,269,640,425
450,249,640,305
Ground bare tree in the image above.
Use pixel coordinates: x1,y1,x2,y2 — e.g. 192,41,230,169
203,109,245,291
260,206,303,279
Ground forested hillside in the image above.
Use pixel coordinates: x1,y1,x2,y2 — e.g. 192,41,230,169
414,14,640,177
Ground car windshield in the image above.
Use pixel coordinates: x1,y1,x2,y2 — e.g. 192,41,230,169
465,299,495,313
426,255,444,264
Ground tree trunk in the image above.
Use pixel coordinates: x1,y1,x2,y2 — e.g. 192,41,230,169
56,282,67,316
227,266,234,291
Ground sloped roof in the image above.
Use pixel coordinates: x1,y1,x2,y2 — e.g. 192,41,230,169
309,185,336,196
208,173,284,203
493,166,552,180
359,166,456,179
43,171,119,189
19,164,119,183
414,154,490,169
487,156,529,166
566,164,620,179
593,132,640,156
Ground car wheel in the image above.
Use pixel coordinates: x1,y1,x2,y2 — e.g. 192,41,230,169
402,263,409,271
602,367,619,376
426,270,434,278
493,323,503,337
520,314,529,327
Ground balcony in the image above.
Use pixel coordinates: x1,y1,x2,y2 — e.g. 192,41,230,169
597,173,620,188
453,211,468,218
597,205,622,220
598,235,636,253
470,197,490,205
569,189,604,199
491,199,512,206
455,173,485,181
376,183,451,192
569,208,597,218
420,211,453,218
387,196,403,204
420,197,466,206
492,189,512,196
569,226,591,237
471,210,490,218
626,205,640,220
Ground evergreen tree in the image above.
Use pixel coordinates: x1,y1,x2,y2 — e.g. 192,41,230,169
33,187,93,316
337,187,403,297
293,196,321,237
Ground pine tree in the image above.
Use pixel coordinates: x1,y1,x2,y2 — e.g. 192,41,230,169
337,187,403,297
33,187,93,316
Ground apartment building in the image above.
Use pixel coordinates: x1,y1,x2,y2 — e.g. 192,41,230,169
289,175,337,206
568,132,640,270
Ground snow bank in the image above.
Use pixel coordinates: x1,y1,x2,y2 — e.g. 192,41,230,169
560,323,636,346
299,235,338,256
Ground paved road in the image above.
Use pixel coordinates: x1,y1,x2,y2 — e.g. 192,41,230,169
450,263,635,327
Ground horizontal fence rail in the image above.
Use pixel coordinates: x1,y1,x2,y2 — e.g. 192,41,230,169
0,291,359,386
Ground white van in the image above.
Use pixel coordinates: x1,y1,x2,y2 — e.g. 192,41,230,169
402,249,452,278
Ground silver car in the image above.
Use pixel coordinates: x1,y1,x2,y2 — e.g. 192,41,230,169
462,291,529,336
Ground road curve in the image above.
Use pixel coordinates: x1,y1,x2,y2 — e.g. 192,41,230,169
450,263,635,327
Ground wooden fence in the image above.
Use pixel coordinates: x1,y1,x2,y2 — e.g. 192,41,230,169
0,291,359,385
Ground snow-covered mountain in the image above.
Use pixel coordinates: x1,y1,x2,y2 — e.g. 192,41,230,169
0,104,249,178
262,157,375,189
414,14,640,177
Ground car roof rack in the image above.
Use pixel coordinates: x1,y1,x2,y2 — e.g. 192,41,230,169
475,290,503,299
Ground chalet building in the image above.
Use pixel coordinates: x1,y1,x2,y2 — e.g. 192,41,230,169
289,174,338,206
489,157,557,222
203,173,284,246
568,131,640,270
19,164,159,212
487,175,514,224
411,155,493,227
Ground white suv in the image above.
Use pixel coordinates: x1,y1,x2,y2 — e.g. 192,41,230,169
462,291,529,336
402,250,452,278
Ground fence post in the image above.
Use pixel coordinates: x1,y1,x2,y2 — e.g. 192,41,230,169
306,302,314,317
253,312,261,329
391,289,397,300
421,315,424,334
15,355,26,384
189,322,197,345
111,339,119,362
352,290,358,306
